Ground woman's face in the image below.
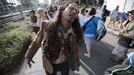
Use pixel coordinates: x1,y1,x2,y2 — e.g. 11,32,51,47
38,10,44,15
62,3,78,22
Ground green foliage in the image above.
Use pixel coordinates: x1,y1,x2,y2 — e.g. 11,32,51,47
0,21,32,68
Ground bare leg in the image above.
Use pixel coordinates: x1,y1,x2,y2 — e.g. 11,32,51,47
84,44,91,58
119,21,123,30
107,18,112,28
112,20,116,29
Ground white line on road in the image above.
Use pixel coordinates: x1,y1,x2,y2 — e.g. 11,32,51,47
80,59,97,75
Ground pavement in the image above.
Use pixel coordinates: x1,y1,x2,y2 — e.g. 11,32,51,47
9,7,123,75
9,23,120,75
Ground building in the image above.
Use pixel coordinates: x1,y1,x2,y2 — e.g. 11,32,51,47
104,0,134,12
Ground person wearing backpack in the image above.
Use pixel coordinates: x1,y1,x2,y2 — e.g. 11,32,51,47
112,9,134,63
25,2,82,75
82,7,106,58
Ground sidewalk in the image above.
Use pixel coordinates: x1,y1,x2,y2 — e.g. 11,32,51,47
10,29,120,75
12,29,119,75
11,8,122,75
13,48,90,75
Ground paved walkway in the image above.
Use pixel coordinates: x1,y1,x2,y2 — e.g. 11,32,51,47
11,7,122,75
14,48,90,75
12,27,119,75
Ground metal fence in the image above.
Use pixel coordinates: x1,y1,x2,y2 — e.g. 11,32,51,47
0,10,31,26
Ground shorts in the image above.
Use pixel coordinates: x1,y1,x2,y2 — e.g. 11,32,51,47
112,44,128,58
110,16,117,22
84,35,94,45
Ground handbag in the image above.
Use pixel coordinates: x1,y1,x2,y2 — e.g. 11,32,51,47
42,54,53,74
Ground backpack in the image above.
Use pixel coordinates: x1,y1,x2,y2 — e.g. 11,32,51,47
93,19,107,41
104,65,134,75
82,16,106,41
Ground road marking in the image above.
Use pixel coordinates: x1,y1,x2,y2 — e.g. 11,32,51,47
80,59,97,75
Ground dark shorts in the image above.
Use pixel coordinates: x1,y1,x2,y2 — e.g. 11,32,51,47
46,61,70,75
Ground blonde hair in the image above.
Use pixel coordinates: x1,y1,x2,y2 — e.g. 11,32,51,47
37,8,43,13
36,8,44,18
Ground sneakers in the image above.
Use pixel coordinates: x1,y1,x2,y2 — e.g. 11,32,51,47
84,53,90,58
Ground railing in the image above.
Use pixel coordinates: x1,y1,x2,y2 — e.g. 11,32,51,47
0,10,31,26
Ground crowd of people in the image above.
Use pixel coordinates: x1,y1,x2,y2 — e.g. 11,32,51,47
24,1,134,75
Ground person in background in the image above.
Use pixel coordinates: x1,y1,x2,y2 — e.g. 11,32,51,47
83,7,100,58
107,5,119,29
118,12,129,30
78,7,88,27
85,9,89,14
122,50,134,67
25,2,81,75
48,5,55,18
33,8,48,34
36,8,48,27
53,6,58,12
101,5,110,23
112,9,134,63
30,10,37,24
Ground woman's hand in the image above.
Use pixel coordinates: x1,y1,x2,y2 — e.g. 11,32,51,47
25,58,35,68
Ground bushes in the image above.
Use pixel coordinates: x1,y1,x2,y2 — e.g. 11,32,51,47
0,21,32,74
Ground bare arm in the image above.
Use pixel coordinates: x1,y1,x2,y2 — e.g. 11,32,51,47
25,22,48,68
122,58,129,65
122,31,134,39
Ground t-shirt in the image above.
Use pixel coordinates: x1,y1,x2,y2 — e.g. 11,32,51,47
78,14,88,27
124,22,134,32
118,12,128,21
118,22,134,48
111,9,119,18
83,16,100,36
127,52,134,67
